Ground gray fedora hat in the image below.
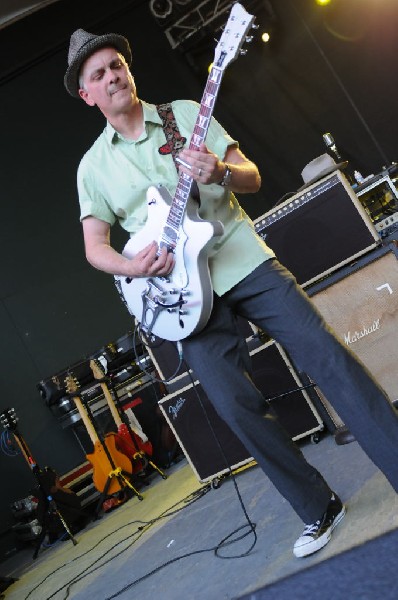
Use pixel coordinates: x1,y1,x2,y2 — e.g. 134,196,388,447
297,153,348,191
64,28,132,98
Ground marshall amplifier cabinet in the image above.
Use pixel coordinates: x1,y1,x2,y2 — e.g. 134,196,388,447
254,171,380,288
158,340,323,483
308,244,398,428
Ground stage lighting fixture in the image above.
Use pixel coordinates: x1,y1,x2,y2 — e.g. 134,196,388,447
150,0,173,19
261,32,271,43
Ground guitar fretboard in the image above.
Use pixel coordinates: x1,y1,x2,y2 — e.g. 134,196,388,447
159,63,225,251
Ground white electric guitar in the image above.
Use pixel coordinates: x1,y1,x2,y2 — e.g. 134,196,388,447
115,3,256,341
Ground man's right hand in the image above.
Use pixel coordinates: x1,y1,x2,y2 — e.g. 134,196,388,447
129,241,175,278
82,217,175,278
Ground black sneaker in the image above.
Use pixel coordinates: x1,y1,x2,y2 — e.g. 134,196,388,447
293,493,346,558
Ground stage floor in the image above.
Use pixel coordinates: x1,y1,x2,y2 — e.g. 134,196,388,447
2,431,398,600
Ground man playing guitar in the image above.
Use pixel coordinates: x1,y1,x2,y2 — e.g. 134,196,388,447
64,8,398,559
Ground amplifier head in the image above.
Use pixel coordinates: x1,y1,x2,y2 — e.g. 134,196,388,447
254,172,379,287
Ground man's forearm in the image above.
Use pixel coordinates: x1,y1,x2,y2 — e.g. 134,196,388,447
85,241,132,276
219,159,261,194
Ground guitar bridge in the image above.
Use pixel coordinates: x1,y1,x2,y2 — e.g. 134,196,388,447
140,280,186,335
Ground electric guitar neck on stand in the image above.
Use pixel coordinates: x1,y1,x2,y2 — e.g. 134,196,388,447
89,359,167,481
65,374,144,512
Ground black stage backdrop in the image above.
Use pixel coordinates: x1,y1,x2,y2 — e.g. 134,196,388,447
0,0,397,553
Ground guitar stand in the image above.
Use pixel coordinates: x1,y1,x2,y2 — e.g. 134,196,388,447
80,400,144,519
33,492,78,560
93,466,144,519
0,408,80,559
20,454,78,559
107,373,167,481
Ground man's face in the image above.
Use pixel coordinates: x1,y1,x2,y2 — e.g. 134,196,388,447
78,46,137,115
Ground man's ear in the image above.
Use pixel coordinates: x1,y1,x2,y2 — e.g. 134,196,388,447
78,88,95,107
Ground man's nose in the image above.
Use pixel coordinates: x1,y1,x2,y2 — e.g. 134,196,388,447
108,68,119,83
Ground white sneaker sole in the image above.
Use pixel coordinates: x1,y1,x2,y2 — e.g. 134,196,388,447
293,505,346,558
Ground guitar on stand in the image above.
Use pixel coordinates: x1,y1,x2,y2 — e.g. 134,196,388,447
0,407,78,559
89,359,167,481
115,2,256,341
65,375,144,517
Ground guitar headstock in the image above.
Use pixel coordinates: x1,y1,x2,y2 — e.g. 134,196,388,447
65,373,80,396
213,2,256,71
0,407,18,432
90,358,105,380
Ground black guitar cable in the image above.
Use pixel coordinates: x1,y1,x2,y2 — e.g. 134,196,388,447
180,357,258,561
24,484,211,600
134,327,259,557
132,324,186,385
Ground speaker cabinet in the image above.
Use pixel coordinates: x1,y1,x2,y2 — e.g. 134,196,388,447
159,379,252,482
158,341,323,482
250,342,323,441
254,171,379,287
309,245,398,428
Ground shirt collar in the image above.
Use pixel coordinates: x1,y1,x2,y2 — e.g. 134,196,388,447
105,100,162,144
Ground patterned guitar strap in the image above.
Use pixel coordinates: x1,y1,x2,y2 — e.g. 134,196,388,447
156,102,200,203
156,102,186,164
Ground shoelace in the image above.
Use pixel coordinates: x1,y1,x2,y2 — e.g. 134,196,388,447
302,520,321,535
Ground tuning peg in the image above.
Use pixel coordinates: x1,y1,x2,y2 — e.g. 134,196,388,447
240,49,248,56
245,36,254,43
251,23,259,29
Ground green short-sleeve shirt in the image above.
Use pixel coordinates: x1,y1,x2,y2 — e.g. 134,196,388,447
77,100,274,295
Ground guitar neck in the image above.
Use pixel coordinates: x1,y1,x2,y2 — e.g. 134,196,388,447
99,381,123,429
190,66,224,151
71,394,99,447
89,359,123,429
160,66,224,249
156,2,256,253
12,432,36,469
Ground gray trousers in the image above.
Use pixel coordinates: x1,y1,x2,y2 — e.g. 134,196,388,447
181,258,398,523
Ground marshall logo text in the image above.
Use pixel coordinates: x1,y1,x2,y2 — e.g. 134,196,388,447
344,318,380,345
